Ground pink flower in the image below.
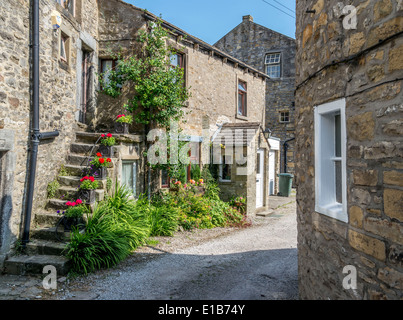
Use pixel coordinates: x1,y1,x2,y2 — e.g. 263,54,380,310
107,133,113,138
76,199,83,205
101,134,105,138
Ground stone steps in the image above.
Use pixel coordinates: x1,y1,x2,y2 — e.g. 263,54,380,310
26,239,68,256
58,176,107,189
4,254,71,276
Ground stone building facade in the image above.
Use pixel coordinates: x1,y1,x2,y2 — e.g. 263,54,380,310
295,0,403,299
214,15,297,178
0,0,99,267
0,0,272,269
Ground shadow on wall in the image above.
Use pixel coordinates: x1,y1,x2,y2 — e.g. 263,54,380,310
0,194,15,269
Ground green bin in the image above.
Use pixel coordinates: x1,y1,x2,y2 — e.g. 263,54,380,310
278,173,294,197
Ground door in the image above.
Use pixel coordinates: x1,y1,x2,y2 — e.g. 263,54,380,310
256,149,264,208
79,50,93,124
268,151,276,195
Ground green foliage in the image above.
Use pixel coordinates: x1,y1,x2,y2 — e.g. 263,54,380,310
47,180,60,199
229,196,247,215
99,19,190,129
100,136,116,147
64,204,89,219
116,114,133,124
79,179,99,191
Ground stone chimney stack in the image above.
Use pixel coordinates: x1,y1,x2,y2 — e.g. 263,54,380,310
242,15,253,23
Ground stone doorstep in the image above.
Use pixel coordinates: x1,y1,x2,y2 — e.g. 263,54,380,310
4,254,71,276
256,210,274,217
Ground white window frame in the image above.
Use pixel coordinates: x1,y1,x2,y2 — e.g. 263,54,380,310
121,160,138,197
279,111,290,123
265,52,281,78
314,98,348,223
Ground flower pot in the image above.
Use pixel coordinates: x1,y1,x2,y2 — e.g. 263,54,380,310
77,188,96,204
98,145,114,158
92,166,107,180
114,122,129,134
62,216,85,232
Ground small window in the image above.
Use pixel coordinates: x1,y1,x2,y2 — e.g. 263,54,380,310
56,0,75,16
219,154,232,182
314,99,347,222
280,111,290,123
161,169,170,188
238,80,247,117
121,161,137,196
265,53,281,78
170,52,186,86
60,33,69,63
101,59,118,88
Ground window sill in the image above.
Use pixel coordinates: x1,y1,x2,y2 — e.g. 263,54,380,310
219,179,232,183
315,202,348,223
236,114,248,121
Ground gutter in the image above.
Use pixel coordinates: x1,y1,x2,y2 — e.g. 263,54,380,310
22,0,59,247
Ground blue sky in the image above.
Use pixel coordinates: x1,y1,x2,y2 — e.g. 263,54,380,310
126,0,296,44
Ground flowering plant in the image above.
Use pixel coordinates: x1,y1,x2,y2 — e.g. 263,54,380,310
116,114,133,124
229,196,246,214
63,199,87,219
100,133,116,147
79,176,99,190
90,154,112,168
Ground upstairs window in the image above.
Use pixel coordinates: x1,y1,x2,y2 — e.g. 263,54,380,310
60,32,70,64
238,80,247,117
280,111,290,123
265,53,281,78
170,52,186,86
101,59,119,89
56,0,75,16
314,99,347,222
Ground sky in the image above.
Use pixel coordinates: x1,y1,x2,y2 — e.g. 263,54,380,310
126,0,296,45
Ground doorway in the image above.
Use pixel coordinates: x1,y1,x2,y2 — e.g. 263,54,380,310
268,150,276,195
256,149,264,208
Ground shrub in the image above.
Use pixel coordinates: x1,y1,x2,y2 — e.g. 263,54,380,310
47,180,60,198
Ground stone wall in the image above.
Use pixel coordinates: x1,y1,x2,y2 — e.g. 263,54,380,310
295,0,403,299
214,15,297,176
0,0,99,264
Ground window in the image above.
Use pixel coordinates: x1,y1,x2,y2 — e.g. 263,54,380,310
60,33,69,63
219,154,232,182
101,59,118,88
161,169,170,188
314,99,347,222
56,0,75,16
280,111,290,123
238,80,247,117
265,53,281,78
170,52,186,84
121,161,137,196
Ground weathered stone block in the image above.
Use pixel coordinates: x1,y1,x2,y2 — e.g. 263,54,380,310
384,188,403,222
383,170,403,186
377,267,403,290
353,169,378,186
374,0,393,23
388,43,403,72
364,217,403,245
348,229,386,261
349,206,363,228
347,112,375,142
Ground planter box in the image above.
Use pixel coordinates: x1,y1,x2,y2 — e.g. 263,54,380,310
92,166,107,180
114,122,129,134
77,188,96,205
62,217,85,232
98,145,114,158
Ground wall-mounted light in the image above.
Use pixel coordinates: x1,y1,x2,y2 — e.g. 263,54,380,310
51,11,62,29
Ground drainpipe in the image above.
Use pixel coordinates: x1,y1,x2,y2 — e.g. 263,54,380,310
283,137,295,173
22,0,59,247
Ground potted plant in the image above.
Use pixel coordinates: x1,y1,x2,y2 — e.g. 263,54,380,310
61,199,87,231
98,133,115,157
77,176,99,204
114,114,133,134
90,155,112,180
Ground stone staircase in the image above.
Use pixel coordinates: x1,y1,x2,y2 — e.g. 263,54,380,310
3,132,115,276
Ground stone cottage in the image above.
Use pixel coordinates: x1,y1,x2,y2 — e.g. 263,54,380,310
0,0,274,272
214,15,297,184
295,0,403,299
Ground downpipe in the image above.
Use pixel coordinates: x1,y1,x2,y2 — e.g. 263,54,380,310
22,0,59,247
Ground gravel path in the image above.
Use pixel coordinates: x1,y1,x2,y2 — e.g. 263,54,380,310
50,196,298,300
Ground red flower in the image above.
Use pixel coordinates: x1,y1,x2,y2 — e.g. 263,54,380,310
96,152,102,157
107,133,113,138
89,176,95,182
99,158,105,164
106,158,112,163
76,199,83,205
101,134,105,138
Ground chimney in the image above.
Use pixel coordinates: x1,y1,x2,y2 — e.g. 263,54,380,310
242,15,253,23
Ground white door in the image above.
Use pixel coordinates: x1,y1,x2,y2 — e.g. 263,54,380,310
256,150,264,208
268,151,275,195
